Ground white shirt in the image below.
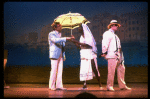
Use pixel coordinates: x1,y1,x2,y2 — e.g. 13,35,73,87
79,35,93,59
102,29,121,58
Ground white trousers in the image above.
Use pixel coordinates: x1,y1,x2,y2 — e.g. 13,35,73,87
107,58,126,89
49,56,63,89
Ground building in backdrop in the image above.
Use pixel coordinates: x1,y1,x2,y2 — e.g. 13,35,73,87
87,10,148,44
37,9,147,47
119,10,148,42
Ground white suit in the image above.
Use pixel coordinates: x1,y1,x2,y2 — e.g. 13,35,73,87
48,30,66,89
102,29,127,89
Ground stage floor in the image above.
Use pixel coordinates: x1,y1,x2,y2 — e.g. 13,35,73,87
4,83,148,98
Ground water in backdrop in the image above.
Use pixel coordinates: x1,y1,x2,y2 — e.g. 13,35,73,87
4,41,148,67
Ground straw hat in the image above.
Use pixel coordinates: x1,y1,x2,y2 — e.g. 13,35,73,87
107,20,121,29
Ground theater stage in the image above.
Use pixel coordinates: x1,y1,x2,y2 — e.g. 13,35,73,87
4,83,147,98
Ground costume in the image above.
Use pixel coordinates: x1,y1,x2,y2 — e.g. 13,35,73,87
102,29,127,89
79,24,100,81
48,30,66,89
48,30,66,59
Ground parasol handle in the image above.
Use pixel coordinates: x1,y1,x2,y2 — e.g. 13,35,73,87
71,29,72,35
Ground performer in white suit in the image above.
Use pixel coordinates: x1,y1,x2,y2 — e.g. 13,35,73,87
48,22,74,91
72,23,103,90
101,20,131,91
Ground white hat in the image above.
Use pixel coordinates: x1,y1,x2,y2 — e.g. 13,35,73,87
107,20,121,29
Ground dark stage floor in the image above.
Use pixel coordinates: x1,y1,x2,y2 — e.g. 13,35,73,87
4,83,148,98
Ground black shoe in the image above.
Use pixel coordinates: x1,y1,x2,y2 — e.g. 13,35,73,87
83,85,87,88
82,85,88,90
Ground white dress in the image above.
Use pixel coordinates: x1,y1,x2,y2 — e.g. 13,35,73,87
79,36,100,81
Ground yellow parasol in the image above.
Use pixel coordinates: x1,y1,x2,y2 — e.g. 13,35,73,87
52,12,90,35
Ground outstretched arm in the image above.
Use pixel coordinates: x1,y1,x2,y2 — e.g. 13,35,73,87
72,39,92,49
48,33,75,45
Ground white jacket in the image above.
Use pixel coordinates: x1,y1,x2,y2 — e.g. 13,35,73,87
48,30,66,59
102,29,121,59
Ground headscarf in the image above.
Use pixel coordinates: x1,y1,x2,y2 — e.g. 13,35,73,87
82,23,97,54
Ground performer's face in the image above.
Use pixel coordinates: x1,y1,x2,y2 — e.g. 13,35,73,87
55,24,62,32
78,26,83,34
111,24,118,31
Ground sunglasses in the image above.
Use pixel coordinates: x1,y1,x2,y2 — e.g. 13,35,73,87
112,24,119,27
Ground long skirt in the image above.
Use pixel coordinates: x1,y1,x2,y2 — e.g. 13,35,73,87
80,49,93,81
80,59,93,81
80,49,100,81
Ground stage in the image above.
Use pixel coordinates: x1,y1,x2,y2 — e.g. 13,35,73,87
4,83,148,98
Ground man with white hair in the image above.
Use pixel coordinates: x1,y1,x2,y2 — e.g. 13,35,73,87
101,20,131,91
48,22,74,91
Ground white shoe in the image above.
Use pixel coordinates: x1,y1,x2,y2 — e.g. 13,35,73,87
49,88,56,91
99,87,104,90
107,87,115,91
4,86,10,89
120,86,131,90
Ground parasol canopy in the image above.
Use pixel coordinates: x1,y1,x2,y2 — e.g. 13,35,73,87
52,12,90,35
